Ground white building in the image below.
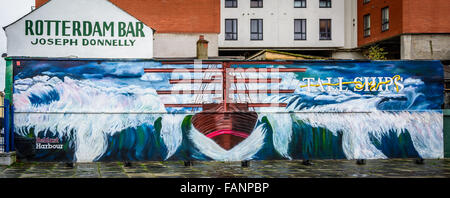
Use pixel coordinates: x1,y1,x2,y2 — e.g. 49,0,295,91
4,0,155,59
219,0,361,59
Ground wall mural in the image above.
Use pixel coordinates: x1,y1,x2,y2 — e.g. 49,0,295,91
12,60,444,162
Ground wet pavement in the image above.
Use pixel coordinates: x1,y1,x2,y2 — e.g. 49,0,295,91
1,159,450,178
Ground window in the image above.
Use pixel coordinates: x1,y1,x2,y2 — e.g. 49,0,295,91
251,0,263,8
319,19,331,40
250,19,263,40
382,7,389,31
294,0,306,8
225,0,237,8
294,19,307,40
225,19,238,40
363,0,370,4
363,14,370,37
319,0,331,8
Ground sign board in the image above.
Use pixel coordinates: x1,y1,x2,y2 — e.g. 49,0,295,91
4,0,154,59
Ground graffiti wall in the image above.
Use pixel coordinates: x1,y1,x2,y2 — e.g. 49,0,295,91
12,59,444,162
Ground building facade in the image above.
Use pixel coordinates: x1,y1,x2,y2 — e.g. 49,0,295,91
35,0,221,58
219,0,360,59
6,0,155,59
358,0,450,60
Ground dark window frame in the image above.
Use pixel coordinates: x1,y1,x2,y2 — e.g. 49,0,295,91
225,0,238,8
319,0,332,8
294,19,307,40
225,19,238,41
250,0,263,8
363,14,371,37
319,19,332,40
294,0,307,8
363,0,370,4
250,19,263,41
381,6,390,32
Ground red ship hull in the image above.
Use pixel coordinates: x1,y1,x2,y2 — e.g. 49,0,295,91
191,103,258,150
151,61,305,150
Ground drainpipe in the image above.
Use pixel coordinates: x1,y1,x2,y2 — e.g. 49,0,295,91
4,57,13,152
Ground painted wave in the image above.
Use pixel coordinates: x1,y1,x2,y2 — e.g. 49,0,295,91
14,75,166,162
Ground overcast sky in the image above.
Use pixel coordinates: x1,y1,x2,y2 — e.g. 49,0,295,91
0,0,35,90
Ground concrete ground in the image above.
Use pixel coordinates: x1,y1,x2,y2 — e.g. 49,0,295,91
0,159,449,178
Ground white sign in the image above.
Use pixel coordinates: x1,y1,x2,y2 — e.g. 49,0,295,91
4,0,154,59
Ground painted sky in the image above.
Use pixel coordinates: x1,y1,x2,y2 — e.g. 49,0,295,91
14,60,444,112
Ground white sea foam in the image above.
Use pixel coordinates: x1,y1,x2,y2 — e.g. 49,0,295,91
14,75,166,162
160,114,185,160
291,111,443,159
261,112,293,160
189,124,267,161
263,75,443,159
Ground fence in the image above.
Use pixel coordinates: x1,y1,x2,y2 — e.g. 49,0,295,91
1,92,12,153
0,93,4,153
0,115,3,153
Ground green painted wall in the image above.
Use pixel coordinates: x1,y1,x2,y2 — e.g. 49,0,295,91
444,110,450,158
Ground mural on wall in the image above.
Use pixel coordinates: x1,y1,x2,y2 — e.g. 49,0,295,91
12,59,444,162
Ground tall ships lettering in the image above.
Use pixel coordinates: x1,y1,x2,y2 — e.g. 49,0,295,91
301,75,405,93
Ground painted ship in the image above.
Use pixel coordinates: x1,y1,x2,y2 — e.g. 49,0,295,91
145,61,306,150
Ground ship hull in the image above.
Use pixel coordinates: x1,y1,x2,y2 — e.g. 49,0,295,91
192,109,258,150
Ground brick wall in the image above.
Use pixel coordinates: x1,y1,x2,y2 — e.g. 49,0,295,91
357,0,403,47
35,0,220,33
402,0,450,34
35,0,46,7
358,0,450,47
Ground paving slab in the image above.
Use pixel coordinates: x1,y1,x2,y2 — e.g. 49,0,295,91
0,159,449,178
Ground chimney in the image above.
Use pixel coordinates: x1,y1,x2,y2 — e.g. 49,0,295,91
196,35,209,59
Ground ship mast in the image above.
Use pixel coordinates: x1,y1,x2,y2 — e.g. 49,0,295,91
144,61,307,112
223,62,230,112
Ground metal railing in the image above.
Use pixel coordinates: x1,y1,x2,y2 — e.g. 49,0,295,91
1,99,13,153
